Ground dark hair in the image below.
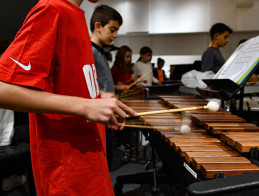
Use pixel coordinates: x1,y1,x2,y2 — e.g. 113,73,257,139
157,57,164,65
210,23,233,39
114,45,133,74
137,46,152,62
105,52,112,62
0,36,10,55
90,5,123,33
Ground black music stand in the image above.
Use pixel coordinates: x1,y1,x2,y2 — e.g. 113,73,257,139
197,61,259,111
197,79,241,101
197,36,259,106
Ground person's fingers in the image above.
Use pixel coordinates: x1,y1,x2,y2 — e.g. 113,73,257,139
109,114,118,125
117,101,137,117
107,123,122,130
114,108,126,123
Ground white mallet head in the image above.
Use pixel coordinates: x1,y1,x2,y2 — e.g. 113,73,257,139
180,125,191,134
207,101,220,112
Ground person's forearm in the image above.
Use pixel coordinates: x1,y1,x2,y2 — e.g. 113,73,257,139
0,81,137,126
0,81,86,116
152,76,159,84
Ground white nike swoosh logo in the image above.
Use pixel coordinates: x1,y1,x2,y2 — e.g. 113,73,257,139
9,57,31,71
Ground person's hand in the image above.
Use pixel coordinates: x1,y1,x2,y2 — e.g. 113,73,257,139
115,84,129,93
100,91,116,98
158,81,162,85
84,98,137,130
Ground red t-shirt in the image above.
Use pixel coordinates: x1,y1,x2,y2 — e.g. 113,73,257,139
111,64,132,85
0,0,114,195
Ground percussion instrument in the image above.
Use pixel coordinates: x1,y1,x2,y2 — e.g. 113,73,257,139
115,95,259,196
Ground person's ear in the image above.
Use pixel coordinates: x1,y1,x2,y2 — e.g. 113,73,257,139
95,22,102,32
214,33,220,40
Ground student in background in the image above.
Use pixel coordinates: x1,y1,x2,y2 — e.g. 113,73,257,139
90,5,129,171
0,0,136,195
201,23,233,73
111,45,133,86
105,52,113,68
104,44,119,68
153,57,166,82
91,5,128,96
111,45,133,150
132,46,161,86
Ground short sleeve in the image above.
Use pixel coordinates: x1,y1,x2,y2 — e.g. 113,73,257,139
0,5,60,89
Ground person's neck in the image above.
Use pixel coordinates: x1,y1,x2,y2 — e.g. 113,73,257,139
91,35,103,48
209,41,219,48
68,0,83,7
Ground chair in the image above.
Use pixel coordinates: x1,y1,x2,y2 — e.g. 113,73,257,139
0,111,35,195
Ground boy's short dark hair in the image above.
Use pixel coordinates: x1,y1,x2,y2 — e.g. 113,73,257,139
0,36,10,55
210,23,233,39
90,5,123,33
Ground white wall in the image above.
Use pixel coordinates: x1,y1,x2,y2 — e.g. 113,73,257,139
149,0,210,33
81,0,259,34
80,0,259,78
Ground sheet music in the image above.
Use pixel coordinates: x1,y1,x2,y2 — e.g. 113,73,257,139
213,36,259,85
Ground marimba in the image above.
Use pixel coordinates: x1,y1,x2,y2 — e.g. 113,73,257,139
119,83,181,101
115,95,259,196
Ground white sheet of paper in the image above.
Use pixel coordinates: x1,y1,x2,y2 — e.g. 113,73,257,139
213,36,259,85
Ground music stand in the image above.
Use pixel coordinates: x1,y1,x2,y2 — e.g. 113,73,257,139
197,36,259,106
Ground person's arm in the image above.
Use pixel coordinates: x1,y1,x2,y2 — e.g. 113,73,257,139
131,63,137,80
152,75,161,85
114,84,129,93
0,81,136,127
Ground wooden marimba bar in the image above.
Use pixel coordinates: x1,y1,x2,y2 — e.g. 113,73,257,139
123,95,259,184
220,132,259,153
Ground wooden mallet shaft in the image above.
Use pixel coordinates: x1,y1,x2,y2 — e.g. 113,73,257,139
128,70,153,89
127,106,208,117
122,124,191,133
123,124,173,130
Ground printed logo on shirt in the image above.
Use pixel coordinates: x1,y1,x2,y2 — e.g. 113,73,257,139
9,57,31,71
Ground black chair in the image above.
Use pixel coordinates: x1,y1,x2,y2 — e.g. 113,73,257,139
170,60,202,81
0,112,35,195
0,142,35,195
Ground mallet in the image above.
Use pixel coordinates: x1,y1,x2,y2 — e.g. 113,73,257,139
127,101,219,117
128,70,153,89
122,124,191,133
